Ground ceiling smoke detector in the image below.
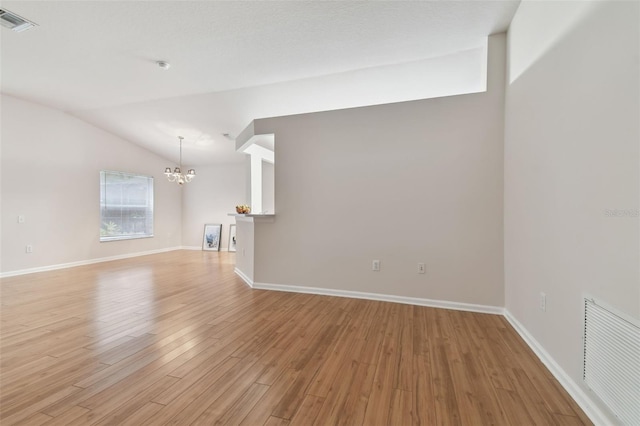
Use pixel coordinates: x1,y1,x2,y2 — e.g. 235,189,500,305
0,8,37,33
156,61,171,70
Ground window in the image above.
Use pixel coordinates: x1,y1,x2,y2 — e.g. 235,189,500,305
100,171,154,241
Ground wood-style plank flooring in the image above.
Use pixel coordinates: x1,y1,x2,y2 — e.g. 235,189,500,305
0,251,591,425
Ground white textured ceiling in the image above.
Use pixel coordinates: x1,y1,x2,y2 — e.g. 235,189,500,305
1,0,520,165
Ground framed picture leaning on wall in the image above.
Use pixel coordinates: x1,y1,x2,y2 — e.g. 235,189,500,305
228,224,237,252
202,224,222,251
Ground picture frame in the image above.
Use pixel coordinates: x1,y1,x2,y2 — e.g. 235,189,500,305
228,224,237,252
202,224,222,251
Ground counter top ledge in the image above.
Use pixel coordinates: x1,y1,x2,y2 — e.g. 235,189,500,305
228,213,275,223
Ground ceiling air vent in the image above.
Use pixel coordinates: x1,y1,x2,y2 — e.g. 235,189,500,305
0,8,37,33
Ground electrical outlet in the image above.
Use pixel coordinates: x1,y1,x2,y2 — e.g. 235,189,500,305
18,215,25,224
418,263,426,274
25,245,33,254
372,260,380,271
540,292,546,312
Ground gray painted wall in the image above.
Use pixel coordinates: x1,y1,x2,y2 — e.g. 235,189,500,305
250,34,506,307
504,1,639,423
1,95,183,273
181,163,247,249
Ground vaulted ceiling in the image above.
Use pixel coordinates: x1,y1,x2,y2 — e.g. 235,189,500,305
1,1,520,164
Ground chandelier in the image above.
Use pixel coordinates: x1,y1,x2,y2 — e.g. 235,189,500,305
164,136,195,185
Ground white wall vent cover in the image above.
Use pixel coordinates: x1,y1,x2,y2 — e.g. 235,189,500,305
583,298,640,425
0,9,37,33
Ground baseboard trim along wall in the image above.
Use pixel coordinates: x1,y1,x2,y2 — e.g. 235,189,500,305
0,246,184,278
0,246,235,278
183,246,229,252
234,272,503,315
503,310,610,426
234,268,253,288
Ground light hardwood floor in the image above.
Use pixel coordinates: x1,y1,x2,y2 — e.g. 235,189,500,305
1,251,591,425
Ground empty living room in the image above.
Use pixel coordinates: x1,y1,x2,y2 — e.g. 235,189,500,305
1,1,638,425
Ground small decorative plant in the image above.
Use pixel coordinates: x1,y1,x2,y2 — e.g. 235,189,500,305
100,221,121,236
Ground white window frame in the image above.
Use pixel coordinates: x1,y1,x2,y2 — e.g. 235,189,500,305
100,170,154,242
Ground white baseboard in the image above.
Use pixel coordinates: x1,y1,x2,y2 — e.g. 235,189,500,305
0,246,183,278
234,268,254,287
1,246,238,278
250,281,503,315
503,310,611,426
181,246,229,252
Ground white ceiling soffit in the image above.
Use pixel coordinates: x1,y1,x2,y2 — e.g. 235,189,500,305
0,1,520,165
73,46,488,165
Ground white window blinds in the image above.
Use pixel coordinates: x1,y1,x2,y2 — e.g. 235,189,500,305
100,171,154,241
